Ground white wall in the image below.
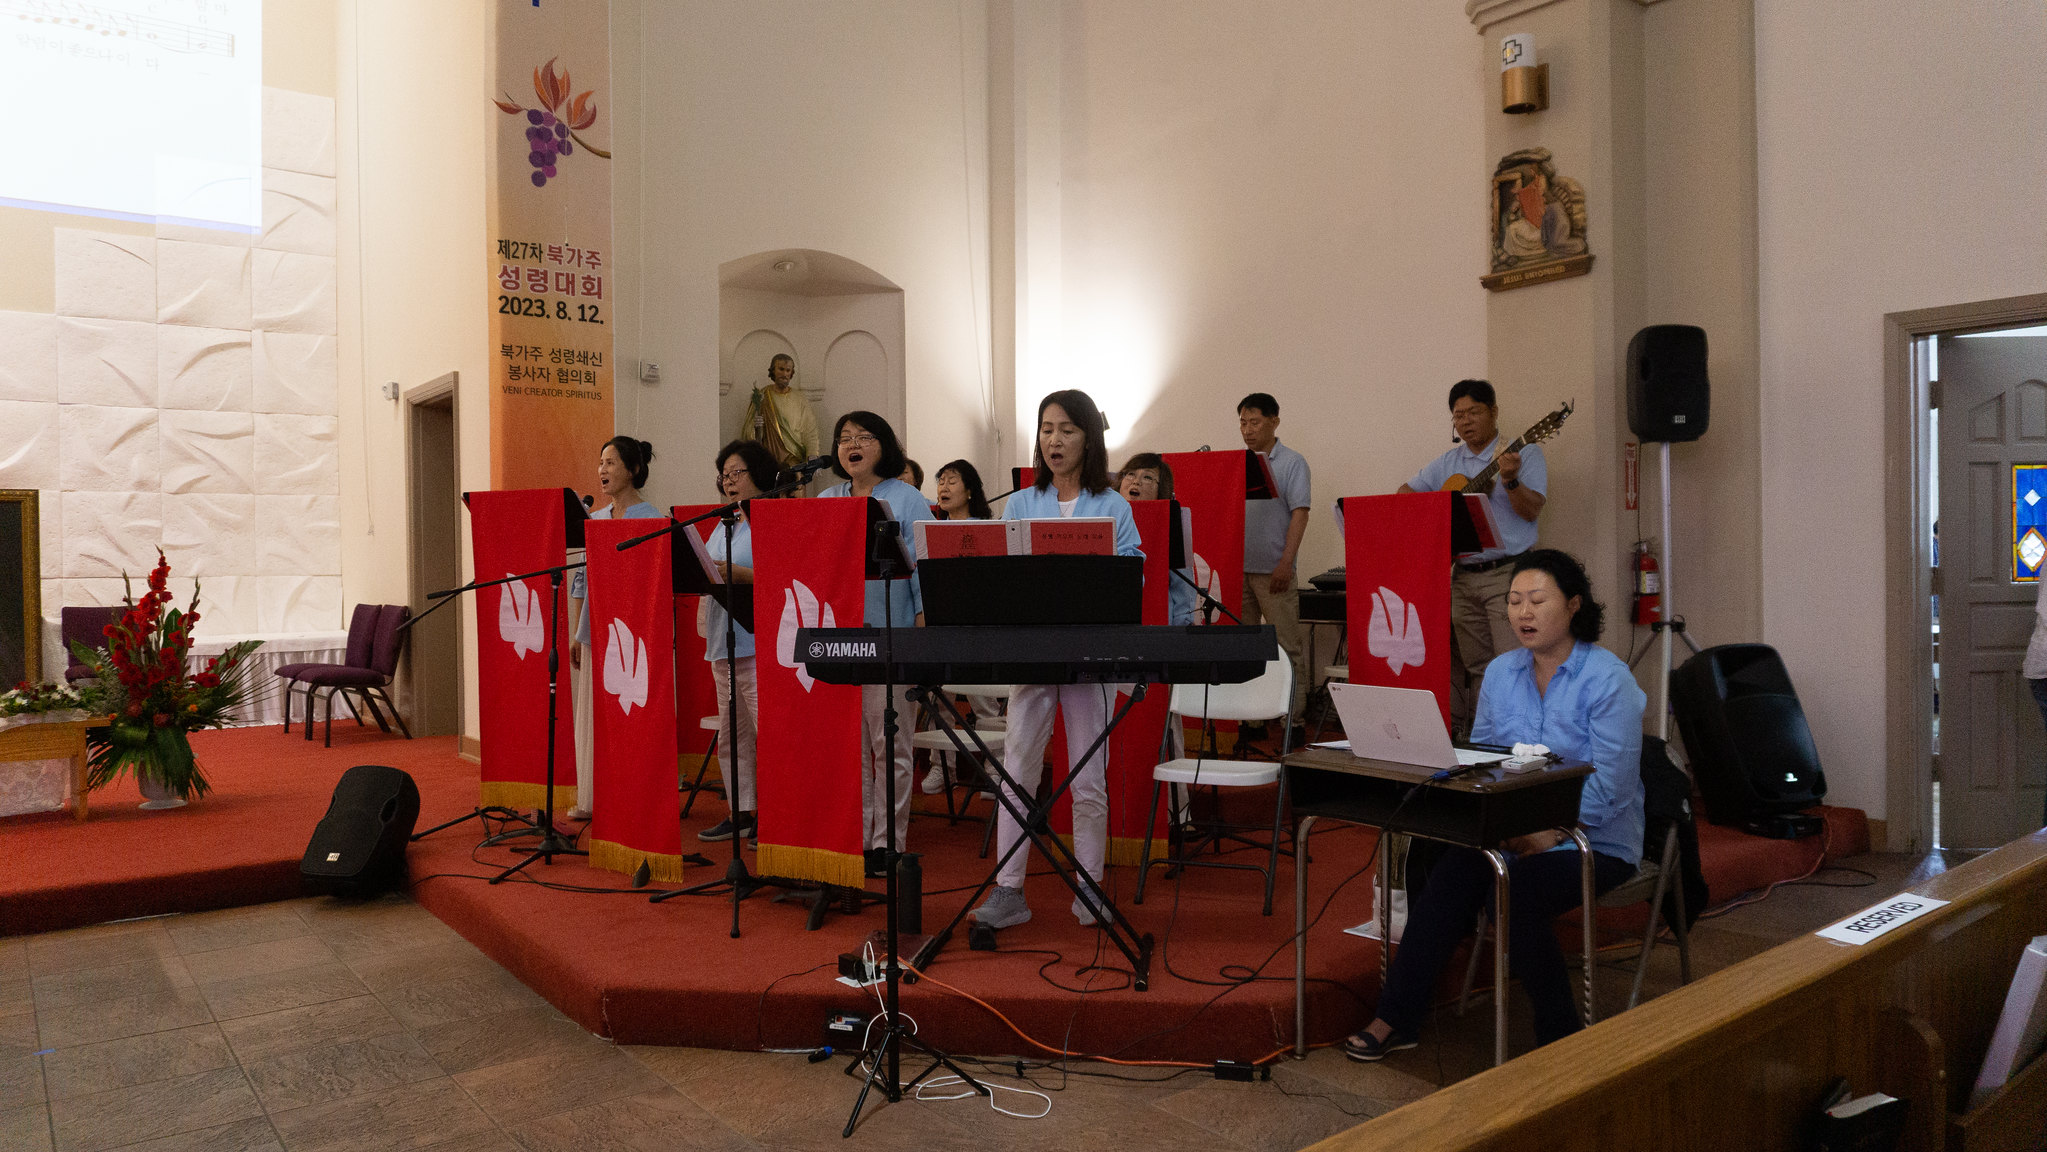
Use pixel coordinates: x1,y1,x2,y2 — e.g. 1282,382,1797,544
1756,0,2047,819
1049,2,1488,579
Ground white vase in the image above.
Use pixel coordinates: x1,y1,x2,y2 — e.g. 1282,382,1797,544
137,772,188,811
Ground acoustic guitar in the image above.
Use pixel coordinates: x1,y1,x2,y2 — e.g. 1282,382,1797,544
1439,400,1574,495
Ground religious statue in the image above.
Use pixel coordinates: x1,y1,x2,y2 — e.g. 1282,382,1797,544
737,353,820,471
1482,148,1594,291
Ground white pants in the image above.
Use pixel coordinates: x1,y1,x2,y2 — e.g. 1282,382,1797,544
570,647,594,813
861,683,915,849
710,655,758,812
995,683,1116,890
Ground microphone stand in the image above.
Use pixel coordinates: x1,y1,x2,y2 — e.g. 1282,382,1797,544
403,582,540,844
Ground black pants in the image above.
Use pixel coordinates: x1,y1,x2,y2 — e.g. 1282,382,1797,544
1375,844,1633,1047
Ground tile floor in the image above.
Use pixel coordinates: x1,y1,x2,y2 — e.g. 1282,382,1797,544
0,851,1954,1152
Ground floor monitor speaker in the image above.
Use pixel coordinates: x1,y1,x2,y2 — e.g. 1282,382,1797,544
302,764,421,897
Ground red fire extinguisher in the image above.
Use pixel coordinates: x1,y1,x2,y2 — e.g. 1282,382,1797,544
1634,540,1661,626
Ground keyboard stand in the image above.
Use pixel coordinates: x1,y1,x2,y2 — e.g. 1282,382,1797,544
908,682,1157,989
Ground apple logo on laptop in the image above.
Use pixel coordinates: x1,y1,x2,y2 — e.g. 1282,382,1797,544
1383,721,1401,741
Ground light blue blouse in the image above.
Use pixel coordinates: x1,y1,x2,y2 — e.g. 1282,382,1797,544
816,476,929,625
1471,641,1647,866
701,518,755,661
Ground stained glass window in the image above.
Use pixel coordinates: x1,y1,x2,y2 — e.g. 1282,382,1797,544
2014,463,2047,582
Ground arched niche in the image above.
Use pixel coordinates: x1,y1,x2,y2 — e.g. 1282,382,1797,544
718,249,908,469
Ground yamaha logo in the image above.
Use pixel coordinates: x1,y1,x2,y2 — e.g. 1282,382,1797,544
808,641,824,659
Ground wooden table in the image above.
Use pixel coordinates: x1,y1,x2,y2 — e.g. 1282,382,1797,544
1283,744,1594,1066
0,715,101,820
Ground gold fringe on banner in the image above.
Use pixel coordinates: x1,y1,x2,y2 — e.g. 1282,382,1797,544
478,781,578,811
757,844,866,889
588,839,687,884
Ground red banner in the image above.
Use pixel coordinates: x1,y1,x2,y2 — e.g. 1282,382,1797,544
671,504,722,761
583,518,684,881
1049,498,1174,864
464,488,578,810
1341,493,1453,729
750,499,867,887
1163,451,1247,624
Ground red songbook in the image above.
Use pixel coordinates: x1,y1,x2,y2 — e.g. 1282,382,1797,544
1026,517,1114,556
914,519,1021,560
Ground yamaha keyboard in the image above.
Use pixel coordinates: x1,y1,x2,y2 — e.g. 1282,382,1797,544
795,624,1275,686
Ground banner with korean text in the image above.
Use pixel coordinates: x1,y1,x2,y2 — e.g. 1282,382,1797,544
1049,498,1174,864
1162,452,1246,623
1341,494,1453,729
464,488,578,810
583,518,684,881
750,499,867,888
487,0,614,491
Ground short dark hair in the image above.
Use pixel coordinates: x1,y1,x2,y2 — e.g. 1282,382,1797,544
769,353,794,371
715,439,789,497
604,436,655,488
1236,393,1279,418
1115,452,1175,503
828,411,909,482
903,458,924,488
935,459,992,520
1033,390,1114,494
1448,379,1496,409
1510,548,1605,642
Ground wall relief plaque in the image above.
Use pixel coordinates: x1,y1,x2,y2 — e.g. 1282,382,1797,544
1482,147,1593,292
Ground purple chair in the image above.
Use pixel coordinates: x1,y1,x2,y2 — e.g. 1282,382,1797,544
297,604,414,747
278,603,380,734
60,606,126,684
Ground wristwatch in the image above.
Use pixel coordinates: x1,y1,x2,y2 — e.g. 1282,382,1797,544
1503,478,1521,491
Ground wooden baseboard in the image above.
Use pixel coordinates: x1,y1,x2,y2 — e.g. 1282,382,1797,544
458,735,482,763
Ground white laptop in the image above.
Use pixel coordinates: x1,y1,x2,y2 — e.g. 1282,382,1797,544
1322,682,1508,771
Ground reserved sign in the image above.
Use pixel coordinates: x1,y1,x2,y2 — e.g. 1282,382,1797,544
1815,894,1951,945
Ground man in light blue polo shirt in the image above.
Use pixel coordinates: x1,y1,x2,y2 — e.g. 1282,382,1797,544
1398,379,1547,734
1238,392,1312,731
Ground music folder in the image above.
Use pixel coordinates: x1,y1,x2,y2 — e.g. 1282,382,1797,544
672,517,754,631
1335,494,1497,556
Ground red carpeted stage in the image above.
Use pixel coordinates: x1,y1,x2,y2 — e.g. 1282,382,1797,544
1,726,1869,1064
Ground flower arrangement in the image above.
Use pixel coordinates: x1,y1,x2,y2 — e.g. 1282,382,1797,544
68,551,263,801
0,680,88,721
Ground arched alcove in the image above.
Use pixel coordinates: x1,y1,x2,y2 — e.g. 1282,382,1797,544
718,250,908,474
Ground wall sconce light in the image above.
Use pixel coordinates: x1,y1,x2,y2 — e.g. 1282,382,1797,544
1500,33,1548,114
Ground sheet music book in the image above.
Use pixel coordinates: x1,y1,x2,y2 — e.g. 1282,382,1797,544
1970,933,2047,1109
682,522,726,583
1458,493,1501,555
1024,517,1115,556
914,519,1021,561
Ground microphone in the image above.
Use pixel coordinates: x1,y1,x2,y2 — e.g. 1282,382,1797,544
793,453,836,475
581,494,595,509
1196,445,1211,452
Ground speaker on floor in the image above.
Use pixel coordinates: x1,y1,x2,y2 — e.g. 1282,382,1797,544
302,764,421,897
1670,645,1827,834
1627,324,1710,443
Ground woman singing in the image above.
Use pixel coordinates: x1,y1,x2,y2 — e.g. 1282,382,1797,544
1116,451,1197,626
1343,549,1644,1060
971,390,1143,929
818,411,931,874
568,436,661,820
695,440,789,843
933,459,993,521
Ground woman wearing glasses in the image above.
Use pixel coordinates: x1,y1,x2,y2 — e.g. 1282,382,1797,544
695,439,790,843
567,436,660,820
818,411,932,874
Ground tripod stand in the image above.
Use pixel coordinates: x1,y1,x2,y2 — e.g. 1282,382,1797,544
1626,440,1704,740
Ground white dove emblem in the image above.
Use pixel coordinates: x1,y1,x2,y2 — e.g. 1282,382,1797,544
1367,586,1426,675
775,579,838,692
497,576,545,659
602,618,649,715
1189,551,1224,623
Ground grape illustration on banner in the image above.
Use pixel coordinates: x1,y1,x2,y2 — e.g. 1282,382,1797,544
493,57,611,187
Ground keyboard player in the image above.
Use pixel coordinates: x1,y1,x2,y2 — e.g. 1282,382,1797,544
970,390,1145,931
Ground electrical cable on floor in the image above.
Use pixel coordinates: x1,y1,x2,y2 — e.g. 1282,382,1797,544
1695,823,1833,920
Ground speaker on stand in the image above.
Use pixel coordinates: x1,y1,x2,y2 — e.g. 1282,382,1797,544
1626,324,1710,740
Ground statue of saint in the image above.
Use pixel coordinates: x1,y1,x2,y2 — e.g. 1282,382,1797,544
737,353,820,471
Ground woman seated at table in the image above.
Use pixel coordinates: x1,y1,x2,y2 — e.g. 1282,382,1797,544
1343,548,1645,1060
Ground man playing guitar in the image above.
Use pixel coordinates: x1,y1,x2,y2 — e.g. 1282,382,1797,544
1397,379,1551,735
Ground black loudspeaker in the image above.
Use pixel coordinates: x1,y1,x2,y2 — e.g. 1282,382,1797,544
1627,324,1709,443
1670,645,1826,832
302,765,421,897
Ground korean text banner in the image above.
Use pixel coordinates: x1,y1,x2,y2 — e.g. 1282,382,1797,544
749,499,867,888
1342,493,1453,729
487,0,615,491
464,488,577,810
584,518,684,882
1162,451,1247,623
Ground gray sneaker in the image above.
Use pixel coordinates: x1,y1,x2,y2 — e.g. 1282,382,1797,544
971,885,1032,930
1071,895,1099,927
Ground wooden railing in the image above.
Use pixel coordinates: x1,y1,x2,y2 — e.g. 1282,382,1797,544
1307,832,2047,1152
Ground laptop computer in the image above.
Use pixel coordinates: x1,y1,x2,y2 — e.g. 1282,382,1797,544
1323,682,1508,771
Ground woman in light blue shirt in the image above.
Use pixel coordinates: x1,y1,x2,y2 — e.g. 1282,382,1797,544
817,411,929,873
567,436,662,820
696,439,791,845
971,390,1143,932
1344,549,1645,1061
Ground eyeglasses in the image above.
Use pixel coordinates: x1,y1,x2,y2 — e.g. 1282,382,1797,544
718,468,750,482
836,433,879,448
